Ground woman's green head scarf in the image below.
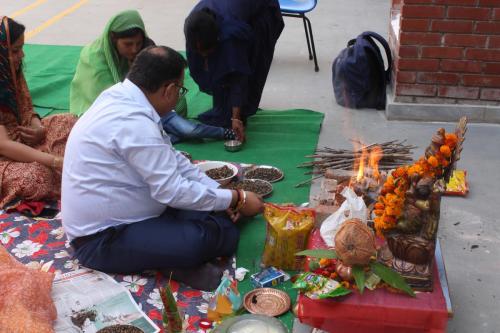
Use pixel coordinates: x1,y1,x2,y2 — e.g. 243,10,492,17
70,10,147,116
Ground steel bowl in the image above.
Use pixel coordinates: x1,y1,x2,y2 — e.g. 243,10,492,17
224,140,243,152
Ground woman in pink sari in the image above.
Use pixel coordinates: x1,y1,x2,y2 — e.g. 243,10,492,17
0,17,77,208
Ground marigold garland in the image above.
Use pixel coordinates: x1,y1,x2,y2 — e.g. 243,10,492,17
373,132,458,236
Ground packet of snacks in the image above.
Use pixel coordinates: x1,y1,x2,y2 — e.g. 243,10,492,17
261,203,315,270
292,272,351,299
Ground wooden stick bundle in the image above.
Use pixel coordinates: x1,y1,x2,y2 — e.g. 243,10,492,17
295,140,416,187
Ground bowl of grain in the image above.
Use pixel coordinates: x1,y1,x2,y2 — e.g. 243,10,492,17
196,161,239,185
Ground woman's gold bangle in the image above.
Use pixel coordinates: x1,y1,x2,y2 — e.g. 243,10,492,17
52,156,61,169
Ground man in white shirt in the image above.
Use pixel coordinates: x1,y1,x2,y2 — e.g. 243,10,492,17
62,46,263,291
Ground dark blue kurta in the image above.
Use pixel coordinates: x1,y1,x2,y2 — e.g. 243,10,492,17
186,0,284,127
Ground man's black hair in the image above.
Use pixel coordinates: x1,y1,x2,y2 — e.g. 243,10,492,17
111,27,145,40
7,17,25,44
184,9,218,51
127,46,186,93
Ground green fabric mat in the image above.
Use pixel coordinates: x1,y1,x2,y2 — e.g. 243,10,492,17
23,44,324,329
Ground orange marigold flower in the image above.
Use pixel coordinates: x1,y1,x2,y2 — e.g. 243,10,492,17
441,159,449,167
427,156,439,168
445,133,458,148
385,193,397,202
407,164,423,176
440,145,451,158
392,167,407,178
382,184,395,193
374,203,385,210
341,281,350,289
386,206,402,217
319,258,330,267
383,215,397,225
374,209,384,216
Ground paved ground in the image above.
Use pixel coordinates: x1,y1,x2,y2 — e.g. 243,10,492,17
4,0,500,332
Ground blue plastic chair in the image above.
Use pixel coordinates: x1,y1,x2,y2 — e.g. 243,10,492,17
279,0,319,72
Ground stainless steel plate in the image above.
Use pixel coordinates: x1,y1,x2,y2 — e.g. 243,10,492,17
213,314,288,333
244,165,284,183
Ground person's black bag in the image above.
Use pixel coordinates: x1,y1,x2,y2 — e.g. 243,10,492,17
332,31,392,110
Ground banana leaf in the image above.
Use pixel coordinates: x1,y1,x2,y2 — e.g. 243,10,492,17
295,249,337,259
352,265,366,294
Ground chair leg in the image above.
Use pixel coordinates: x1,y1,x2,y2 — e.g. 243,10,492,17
302,15,313,61
303,15,319,72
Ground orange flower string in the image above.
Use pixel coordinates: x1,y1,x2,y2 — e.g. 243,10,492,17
374,131,458,236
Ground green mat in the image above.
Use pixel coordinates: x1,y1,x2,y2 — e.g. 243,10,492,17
23,44,324,329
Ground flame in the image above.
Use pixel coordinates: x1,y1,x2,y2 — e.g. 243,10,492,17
351,143,383,186
369,146,383,180
356,147,368,182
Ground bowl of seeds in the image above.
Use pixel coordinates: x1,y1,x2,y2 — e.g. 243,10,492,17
226,179,273,197
197,161,238,185
244,165,284,183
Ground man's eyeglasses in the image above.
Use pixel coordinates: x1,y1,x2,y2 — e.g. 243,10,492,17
175,84,189,98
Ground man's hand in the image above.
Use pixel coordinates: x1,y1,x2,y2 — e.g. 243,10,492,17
226,208,241,223
17,125,45,146
239,191,264,217
231,118,246,142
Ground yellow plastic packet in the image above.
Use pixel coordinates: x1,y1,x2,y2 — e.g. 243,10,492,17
445,169,469,196
262,203,315,270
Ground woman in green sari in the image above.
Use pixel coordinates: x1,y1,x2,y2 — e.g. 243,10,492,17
70,10,235,143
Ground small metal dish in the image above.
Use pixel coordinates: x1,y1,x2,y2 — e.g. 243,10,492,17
224,140,243,152
243,288,291,317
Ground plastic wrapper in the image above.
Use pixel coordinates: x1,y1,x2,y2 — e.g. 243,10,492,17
292,272,351,300
207,276,241,322
0,245,57,332
320,187,368,247
261,203,315,270
445,169,468,196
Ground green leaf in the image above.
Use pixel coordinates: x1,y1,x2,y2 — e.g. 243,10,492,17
295,249,337,259
352,265,366,294
316,286,352,299
370,262,416,297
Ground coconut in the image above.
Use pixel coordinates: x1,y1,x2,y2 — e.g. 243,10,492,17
334,218,376,266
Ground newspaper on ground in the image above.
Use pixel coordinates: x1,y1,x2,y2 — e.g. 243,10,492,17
52,268,160,333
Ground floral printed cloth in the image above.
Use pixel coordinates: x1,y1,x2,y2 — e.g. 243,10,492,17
0,210,234,332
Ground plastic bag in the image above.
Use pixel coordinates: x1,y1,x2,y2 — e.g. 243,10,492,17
262,204,315,270
207,276,241,322
320,187,367,247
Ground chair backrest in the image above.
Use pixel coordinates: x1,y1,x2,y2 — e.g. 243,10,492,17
278,0,318,14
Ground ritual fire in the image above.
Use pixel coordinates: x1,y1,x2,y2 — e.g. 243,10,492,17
349,143,384,197
296,140,416,188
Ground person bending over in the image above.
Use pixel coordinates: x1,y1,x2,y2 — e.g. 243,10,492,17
70,10,235,143
62,46,263,291
184,0,284,141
